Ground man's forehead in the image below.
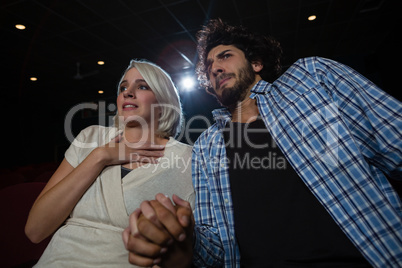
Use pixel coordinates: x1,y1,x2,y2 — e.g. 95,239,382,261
207,45,237,58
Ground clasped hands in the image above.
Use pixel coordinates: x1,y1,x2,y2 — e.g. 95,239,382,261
122,193,194,268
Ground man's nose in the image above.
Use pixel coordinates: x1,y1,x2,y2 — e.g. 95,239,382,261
211,62,224,75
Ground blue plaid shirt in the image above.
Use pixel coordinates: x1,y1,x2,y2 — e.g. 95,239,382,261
191,57,402,267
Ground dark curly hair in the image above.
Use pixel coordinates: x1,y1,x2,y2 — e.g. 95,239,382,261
196,18,283,91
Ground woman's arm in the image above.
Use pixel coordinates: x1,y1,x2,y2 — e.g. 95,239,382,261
25,148,109,243
25,133,164,243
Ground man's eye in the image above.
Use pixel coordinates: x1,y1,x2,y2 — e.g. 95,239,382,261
223,53,231,59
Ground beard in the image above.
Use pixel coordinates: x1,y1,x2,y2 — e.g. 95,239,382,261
214,62,255,108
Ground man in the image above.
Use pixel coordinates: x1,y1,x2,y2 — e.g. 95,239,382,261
123,19,402,267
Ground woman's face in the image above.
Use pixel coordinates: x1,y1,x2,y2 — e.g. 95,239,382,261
116,67,160,128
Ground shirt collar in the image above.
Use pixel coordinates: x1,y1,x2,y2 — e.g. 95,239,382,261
249,80,271,98
212,108,232,130
211,80,271,129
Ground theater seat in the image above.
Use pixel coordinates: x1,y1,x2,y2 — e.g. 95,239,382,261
0,182,51,267
0,171,26,190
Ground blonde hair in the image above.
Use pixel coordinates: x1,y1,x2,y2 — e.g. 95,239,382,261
115,59,183,138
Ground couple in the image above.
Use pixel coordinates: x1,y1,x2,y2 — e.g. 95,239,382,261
27,19,401,267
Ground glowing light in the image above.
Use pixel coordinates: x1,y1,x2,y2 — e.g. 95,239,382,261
308,15,317,21
30,77,37,81
15,24,26,30
180,77,195,91
98,90,104,94
97,61,105,65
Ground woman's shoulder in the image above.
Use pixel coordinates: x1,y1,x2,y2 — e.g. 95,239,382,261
79,125,117,135
73,125,119,147
166,138,192,155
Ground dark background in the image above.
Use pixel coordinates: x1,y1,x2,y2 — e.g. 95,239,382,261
1,0,400,168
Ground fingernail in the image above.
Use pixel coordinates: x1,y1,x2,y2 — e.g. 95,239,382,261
167,238,174,245
178,233,186,241
160,247,168,254
153,144,164,148
153,257,161,264
132,231,140,238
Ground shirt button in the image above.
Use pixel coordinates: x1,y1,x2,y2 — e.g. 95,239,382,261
225,199,229,203
220,163,225,168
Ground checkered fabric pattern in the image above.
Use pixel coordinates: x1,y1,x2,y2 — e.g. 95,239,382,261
191,57,402,267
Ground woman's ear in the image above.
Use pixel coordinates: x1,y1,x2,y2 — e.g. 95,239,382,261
252,61,263,73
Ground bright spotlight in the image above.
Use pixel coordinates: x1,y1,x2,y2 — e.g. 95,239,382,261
15,24,26,30
308,15,317,21
181,76,195,91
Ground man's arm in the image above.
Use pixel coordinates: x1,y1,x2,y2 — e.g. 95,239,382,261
312,57,402,178
190,144,226,267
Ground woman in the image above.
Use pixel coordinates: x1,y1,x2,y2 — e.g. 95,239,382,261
25,59,195,267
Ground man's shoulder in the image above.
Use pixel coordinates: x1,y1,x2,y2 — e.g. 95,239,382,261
277,56,341,83
192,123,222,151
197,122,221,141
290,56,339,71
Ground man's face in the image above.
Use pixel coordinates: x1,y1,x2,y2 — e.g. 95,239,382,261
206,45,256,107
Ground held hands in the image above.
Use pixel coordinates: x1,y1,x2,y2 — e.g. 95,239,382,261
96,133,165,166
122,194,194,268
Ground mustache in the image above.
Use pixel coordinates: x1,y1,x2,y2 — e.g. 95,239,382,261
215,73,235,89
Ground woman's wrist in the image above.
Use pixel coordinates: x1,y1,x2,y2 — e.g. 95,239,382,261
90,147,110,167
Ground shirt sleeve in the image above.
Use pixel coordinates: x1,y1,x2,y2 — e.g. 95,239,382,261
64,126,102,168
311,57,402,180
191,144,225,267
64,128,87,167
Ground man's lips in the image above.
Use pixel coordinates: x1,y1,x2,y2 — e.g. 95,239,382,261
219,77,231,87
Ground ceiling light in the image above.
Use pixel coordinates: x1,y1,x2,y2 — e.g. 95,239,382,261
308,15,317,21
180,76,195,91
98,90,104,94
30,77,37,81
97,61,104,65
15,24,26,30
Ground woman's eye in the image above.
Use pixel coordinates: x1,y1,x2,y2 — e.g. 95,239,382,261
120,86,127,92
139,85,149,90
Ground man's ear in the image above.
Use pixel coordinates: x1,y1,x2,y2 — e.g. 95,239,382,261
251,61,263,73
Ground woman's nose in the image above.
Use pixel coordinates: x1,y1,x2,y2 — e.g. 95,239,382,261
123,87,135,98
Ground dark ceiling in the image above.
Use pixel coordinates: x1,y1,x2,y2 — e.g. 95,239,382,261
1,0,400,167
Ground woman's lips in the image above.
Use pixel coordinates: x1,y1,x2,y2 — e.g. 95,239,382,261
122,103,138,110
